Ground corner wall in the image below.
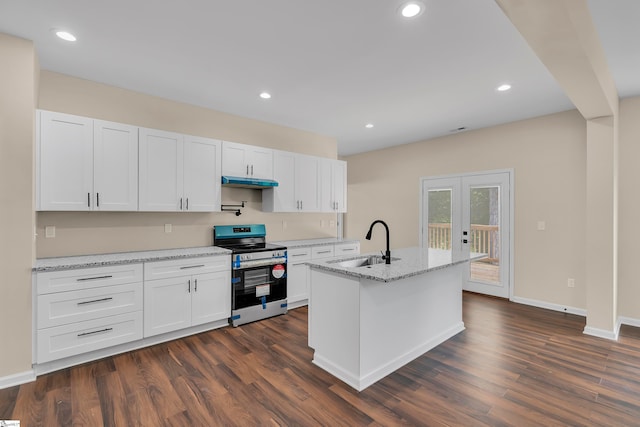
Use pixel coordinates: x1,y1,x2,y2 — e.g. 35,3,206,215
0,34,36,380
345,110,587,308
36,71,339,257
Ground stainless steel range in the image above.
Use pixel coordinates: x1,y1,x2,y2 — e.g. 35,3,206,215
213,224,287,327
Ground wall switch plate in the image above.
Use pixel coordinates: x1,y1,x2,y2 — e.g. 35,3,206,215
45,226,55,238
537,221,546,231
164,224,172,233
568,278,575,288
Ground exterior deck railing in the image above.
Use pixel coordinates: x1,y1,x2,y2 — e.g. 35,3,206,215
428,223,499,260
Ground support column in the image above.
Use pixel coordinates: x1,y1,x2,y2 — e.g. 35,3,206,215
584,116,618,338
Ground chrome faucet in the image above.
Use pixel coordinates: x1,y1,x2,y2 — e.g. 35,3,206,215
365,220,391,264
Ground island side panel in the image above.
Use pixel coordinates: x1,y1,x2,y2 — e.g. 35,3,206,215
359,264,465,389
309,268,362,388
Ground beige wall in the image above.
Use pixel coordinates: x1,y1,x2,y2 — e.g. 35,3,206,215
618,97,640,319
0,34,36,378
36,71,339,257
345,110,587,308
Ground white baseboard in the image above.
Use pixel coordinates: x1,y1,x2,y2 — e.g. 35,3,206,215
0,369,35,390
583,325,619,340
510,296,587,317
618,316,640,328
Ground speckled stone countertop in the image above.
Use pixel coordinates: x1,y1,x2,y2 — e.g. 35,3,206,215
306,247,472,283
34,246,231,272
270,238,360,248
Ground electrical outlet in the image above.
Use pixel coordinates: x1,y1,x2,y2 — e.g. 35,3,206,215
282,220,287,230
568,278,575,288
537,221,546,231
45,226,55,238
164,224,172,233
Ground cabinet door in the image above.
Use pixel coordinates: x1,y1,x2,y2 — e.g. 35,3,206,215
94,120,139,211
318,158,333,212
139,128,184,211
264,150,296,212
39,111,93,211
249,146,274,179
221,141,249,177
184,135,221,212
296,155,320,212
333,160,347,212
288,263,310,306
191,271,231,326
144,276,191,337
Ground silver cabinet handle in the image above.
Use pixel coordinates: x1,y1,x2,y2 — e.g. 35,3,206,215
78,328,112,338
291,253,309,257
186,198,189,210
251,165,254,176
316,250,331,254
246,164,249,175
188,279,191,293
96,193,100,207
77,275,113,282
180,197,183,210
194,278,198,292
77,297,113,306
88,192,91,208
180,264,205,270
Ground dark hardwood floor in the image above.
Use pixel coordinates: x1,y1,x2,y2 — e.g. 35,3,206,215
3,292,640,426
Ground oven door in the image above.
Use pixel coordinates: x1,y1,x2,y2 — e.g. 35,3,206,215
232,262,287,310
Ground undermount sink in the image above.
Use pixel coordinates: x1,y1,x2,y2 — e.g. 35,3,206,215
334,256,390,268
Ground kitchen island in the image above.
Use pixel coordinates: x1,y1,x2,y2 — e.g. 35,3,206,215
307,247,468,391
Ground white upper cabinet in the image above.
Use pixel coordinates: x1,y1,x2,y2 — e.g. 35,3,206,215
94,120,139,211
263,151,319,212
139,128,184,212
38,110,138,211
183,135,222,212
139,129,221,212
221,141,273,180
319,159,347,213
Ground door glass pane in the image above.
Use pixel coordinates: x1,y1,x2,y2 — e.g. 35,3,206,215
428,189,452,264
469,186,500,284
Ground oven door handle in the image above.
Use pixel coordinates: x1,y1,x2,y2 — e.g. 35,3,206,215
234,257,287,269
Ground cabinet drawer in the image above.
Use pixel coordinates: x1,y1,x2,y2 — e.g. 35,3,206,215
311,245,335,259
36,264,143,295
37,282,143,329
288,247,312,264
37,311,143,363
144,256,229,280
335,242,360,255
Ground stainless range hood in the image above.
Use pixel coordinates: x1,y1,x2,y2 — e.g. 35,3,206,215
221,176,279,189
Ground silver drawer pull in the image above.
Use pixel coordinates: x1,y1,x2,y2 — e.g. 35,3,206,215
77,297,113,306
291,253,309,257
316,250,331,254
180,264,205,270
341,248,355,251
77,327,113,338
77,275,113,282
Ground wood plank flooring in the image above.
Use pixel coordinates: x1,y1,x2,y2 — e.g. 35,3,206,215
3,292,640,426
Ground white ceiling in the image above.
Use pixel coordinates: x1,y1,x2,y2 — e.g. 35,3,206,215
0,0,637,156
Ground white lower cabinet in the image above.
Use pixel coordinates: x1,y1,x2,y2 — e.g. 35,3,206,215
287,242,360,309
143,256,230,337
287,247,312,309
35,264,144,363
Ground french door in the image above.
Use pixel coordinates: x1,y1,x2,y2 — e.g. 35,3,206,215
421,171,511,298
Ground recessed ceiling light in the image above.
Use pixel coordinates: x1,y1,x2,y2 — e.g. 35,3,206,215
54,30,77,42
259,92,271,99
497,84,512,92
365,123,374,129
400,2,424,18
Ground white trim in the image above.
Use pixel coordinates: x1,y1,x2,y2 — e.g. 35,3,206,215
618,316,640,328
510,296,587,316
0,369,36,390
583,325,619,341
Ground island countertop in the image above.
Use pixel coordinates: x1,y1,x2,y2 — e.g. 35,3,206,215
306,247,471,283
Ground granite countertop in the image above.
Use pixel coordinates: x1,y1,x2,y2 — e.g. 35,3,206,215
34,246,231,272
271,238,360,248
306,247,474,283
